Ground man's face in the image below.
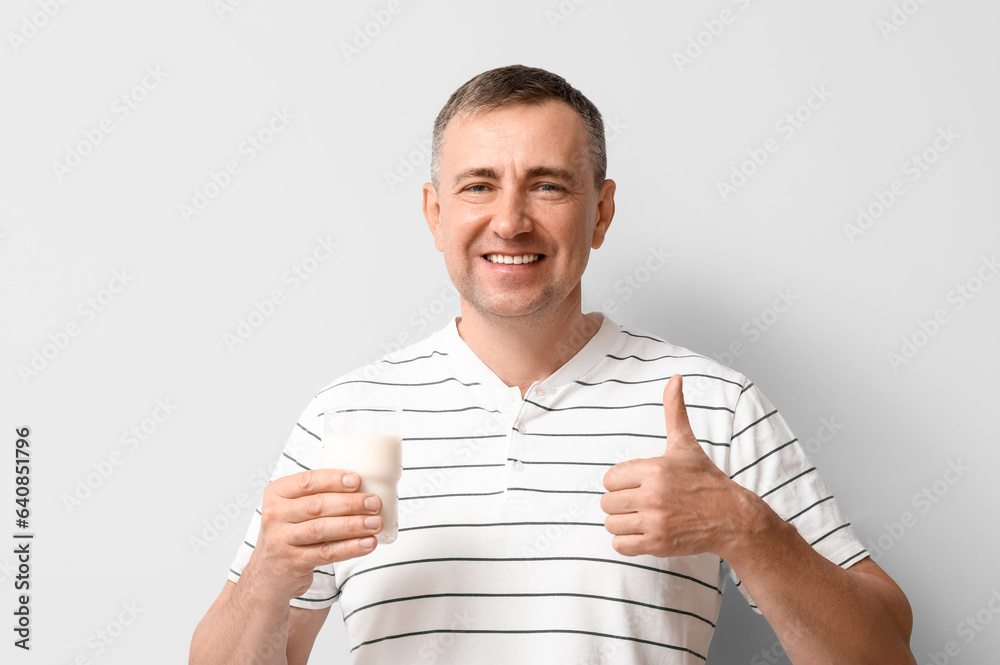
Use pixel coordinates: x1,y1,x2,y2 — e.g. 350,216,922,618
423,100,615,324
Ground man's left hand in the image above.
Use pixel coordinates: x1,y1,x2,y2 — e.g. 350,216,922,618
600,374,759,559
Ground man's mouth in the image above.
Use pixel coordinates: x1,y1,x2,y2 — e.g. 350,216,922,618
483,254,542,265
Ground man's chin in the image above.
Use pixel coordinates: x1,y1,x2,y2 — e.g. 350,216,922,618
463,296,561,325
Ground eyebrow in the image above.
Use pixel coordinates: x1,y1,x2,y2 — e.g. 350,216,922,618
451,166,579,188
452,167,499,187
525,166,578,185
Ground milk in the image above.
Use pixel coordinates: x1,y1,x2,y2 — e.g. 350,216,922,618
323,432,402,543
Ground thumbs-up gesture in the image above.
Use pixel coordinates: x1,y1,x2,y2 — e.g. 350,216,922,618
601,374,755,559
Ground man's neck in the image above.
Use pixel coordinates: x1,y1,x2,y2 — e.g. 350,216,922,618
456,304,603,397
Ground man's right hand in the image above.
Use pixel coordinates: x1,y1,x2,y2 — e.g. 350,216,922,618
245,468,384,601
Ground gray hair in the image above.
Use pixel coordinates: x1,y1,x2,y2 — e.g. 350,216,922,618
430,65,607,191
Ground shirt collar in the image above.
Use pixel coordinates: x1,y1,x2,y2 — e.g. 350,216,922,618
437,313,623,391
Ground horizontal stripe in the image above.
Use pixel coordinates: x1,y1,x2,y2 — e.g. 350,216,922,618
525,400,662,412
312,405,502,419
509,458,613,467
514,428,665,440
318,376,481,395
731,410,778,440
577,373,742,389
680,373,743,388
380,351,449,365
507,487,605,496
760,467,816,499
523,400,733,414
786,495,834,522
606,353,705,362
351,627,707,660
810,523,850,547
620,330,666,343
687,404,736,414
729,438,797,480
838,549,869,567
296,422,320,441
343,591,717,626
404,434,506,442
399,491,504,501
295,591,340,603
282,451,311,471
398,521,605,533
403,405,502,415
397,488,605,501
337,556,721,594
404,463,505,471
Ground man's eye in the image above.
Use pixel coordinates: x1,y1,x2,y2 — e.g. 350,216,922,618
538,183,563,192
465,184,489,193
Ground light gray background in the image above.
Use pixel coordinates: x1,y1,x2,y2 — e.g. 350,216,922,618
2,1,998,663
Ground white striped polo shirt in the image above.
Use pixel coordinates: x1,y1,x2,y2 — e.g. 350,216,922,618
229,314,868,663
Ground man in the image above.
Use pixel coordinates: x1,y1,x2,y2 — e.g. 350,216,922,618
190,65,916,664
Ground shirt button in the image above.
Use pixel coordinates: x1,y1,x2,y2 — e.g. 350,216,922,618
512,460,525,472
503,393,515,404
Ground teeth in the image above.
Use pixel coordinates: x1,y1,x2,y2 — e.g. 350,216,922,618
486,254,540,265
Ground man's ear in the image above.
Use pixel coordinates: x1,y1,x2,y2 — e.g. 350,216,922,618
591,179,616,250
423,182,445,252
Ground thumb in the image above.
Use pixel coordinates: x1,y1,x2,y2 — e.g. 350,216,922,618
662,374,697,455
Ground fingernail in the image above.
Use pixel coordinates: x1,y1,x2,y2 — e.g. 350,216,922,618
364,516,381,529
360,536,376,550
343,473,360,489
364,496,380,511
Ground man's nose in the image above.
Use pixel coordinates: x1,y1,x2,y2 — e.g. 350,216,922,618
489,188,533,238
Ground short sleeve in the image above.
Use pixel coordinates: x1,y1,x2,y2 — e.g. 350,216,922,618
724,382,869,612
227,396,341,610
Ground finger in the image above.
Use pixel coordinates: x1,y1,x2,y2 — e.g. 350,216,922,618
603,512,643,536
600,487,642,516
284,491,382,525
609,534,644,558
271,468,363,500
602,460,644,492
662,374,697,454
302,535,379,565
284,513,383,547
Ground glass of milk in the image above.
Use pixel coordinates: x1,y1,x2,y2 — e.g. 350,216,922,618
322,407,402,544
